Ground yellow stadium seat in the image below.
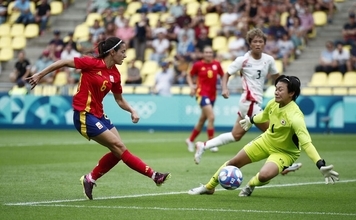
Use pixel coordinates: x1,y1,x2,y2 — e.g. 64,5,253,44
280,12,289,27
33,85,43,96
333,87,348,95
53,71,68,86
10,23,25,37
86,12,102,27
147,13,160,27
0,48,14,61
144,48,153,61
126,1,142,15
205,13,220,27
142,74,156,86
122,85,134,94
11,36,27,50
0,36,12,49
125,48,136,62
129,13,142,27
24,23,39,38
349,88,356,95
313,11,327,27
134,85,150,94
327,71,343,87
301,87,316,96
343,71,356,86
221,60,231,73
41,85,57,96
275,59,283,74
141,60,159,76
134,60,143,69
212,36,227,52
171,86,181,95
208,25,221,38
317,87,332,95
0,24,11,37
7,1,15,15
308,72,327,87
50,1,64,15
181,86,191,95
186,1,200,16
308,27,317,39
73,23,89,41
159,12,170,23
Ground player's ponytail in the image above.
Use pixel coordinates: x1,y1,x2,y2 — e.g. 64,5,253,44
97,37,123,58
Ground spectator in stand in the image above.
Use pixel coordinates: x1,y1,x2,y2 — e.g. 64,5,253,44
165,16,180,43
219,4,240,38
264,33,283,61
105,22,116,38
86,0,109,15
114,6,126,29
64,31,78,51
13,0,34,25
277,33,295,69
30,50,54,84
49,30,65,53
173,55,189,85
137,0,167,13
195,29,213,60
332,42,352,74
315,41,336,74
61,44,81,84
259,0,277,24
150,30,170,64
125,59,142,84
153,62,175,96
191,8,207,28
102,8,115,27
152,20,167,39
35,0,51,35
176,34,195,62
244,0,262,27
78,33,95,54
8,79,28,96
177,21,195,44
314,0,335,23
223,30,247,60
133,13,151,62
299,5,314,45
116,18,135,46
288,16,304,55
9,50,31,84
193,19,209,41
90,19,106,43
351,46,356,71
268,16,288,40
340,12,356,48
206,0,225,15
285,7,300,29
176,6,192,28
169,0,184,18
0,0,8,25
109,0,127,11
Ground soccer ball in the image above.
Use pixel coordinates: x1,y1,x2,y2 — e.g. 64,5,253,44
218,165,243,190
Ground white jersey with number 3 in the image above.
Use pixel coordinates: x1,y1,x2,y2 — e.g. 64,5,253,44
227,51,278,104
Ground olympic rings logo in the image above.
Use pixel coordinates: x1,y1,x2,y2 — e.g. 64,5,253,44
129,101,157,119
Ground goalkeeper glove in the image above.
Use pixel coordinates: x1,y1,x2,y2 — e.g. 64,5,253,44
317,159,339,184
239,115,253,131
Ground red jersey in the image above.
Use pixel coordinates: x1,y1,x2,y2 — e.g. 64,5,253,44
190,60,224,101
72,56,122,118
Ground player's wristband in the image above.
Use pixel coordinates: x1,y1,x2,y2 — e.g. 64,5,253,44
250,115,255,124
316,159,326,169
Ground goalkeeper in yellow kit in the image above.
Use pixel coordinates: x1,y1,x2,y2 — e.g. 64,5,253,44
188,75,339,196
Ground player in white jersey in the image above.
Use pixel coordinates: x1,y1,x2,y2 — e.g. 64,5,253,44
193,28,301,175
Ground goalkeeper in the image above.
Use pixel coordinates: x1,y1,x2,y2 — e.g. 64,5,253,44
188,75,339,196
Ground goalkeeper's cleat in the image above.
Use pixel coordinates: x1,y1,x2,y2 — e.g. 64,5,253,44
194,142,205,164
186,138,195,153
238,185,255,197
80,175,96,200
188,184,215,195
154,172,171,186
210,147,219,152
281,163,302,175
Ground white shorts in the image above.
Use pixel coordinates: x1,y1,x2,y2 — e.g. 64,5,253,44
238,100,263,118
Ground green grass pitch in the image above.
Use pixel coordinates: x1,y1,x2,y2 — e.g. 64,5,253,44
0,129,355,220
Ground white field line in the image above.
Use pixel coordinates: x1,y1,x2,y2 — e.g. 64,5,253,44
5,179,356,208
0,138,184,147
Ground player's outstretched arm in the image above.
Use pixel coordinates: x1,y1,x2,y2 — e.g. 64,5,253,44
317,159,339,184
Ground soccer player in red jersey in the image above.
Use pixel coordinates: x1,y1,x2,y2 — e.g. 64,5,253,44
186,46,224,153
26,37,171,200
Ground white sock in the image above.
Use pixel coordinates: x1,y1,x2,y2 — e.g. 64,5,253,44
204,132,235,150
88,173,96,183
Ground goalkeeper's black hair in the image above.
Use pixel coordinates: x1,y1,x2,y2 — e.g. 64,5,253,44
275,75,301,101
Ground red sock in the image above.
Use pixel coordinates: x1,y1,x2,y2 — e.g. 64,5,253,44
189,128,200,142
207,128,214,140
121,150,154,178
90,152,120,180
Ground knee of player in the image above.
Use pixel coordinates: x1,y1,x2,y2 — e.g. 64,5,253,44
110,141,127,154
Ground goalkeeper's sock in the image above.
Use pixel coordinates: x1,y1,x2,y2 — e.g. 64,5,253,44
121,150,154,178
91,152,120,180
205,161,228,190
204,132,235,150
248,172,270,187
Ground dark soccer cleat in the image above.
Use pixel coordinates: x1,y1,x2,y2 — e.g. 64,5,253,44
80,175,96,200
154,172,171,186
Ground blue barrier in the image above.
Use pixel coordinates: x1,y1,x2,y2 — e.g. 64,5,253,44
0,93,355,133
